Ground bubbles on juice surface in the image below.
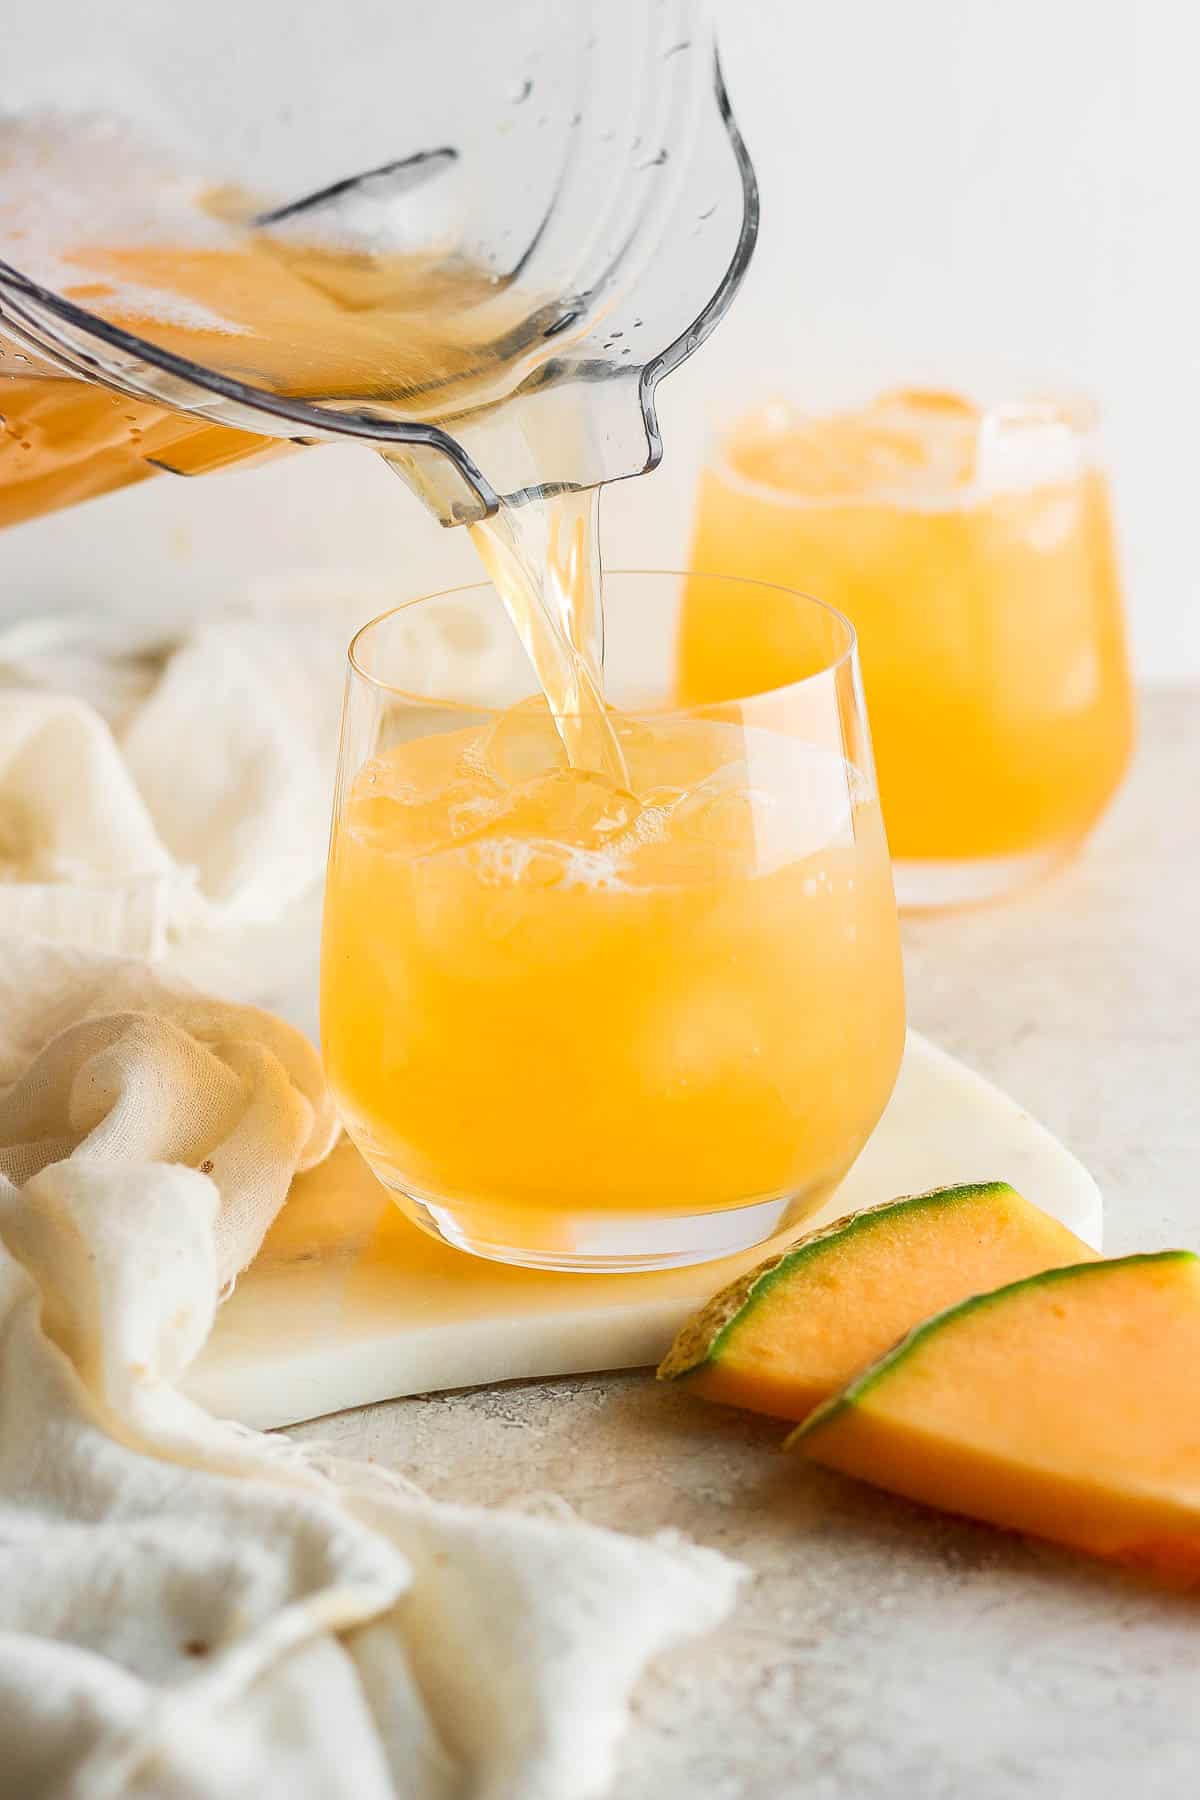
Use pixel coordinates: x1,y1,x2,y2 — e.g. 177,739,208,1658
729,390,978,502
0,110,249,332
728,389,1091,507
345,703,862,890
347,743,506,857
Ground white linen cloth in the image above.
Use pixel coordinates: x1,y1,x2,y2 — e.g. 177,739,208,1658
0,590,358,960
0,580,519,969
0,601,743,1799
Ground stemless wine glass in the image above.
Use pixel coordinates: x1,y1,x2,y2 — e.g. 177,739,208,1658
321,572,905,1271
681,391,1135,909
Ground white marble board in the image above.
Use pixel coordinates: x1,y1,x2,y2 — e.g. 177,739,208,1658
187,1031,1103,1429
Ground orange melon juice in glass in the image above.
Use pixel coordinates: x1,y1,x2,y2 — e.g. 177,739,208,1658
321,573,905,1271
681,391,1135,908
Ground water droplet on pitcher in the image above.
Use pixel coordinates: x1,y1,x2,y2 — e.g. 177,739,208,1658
544,308,581,339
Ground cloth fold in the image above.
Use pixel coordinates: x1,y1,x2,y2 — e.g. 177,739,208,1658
0,596,743,1800
0,598,350,959
0,584,517,969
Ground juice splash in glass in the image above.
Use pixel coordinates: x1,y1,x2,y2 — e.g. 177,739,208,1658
322,573,905,1270
680,391,1135,907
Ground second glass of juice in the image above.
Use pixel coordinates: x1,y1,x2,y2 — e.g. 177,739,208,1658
681,391,1135,908
322,572,905,1271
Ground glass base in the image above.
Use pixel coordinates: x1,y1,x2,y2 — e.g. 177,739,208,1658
372,1171,829,1272
894,841,1080,912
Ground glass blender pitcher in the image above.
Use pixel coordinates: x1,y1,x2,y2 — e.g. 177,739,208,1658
0,0,757,534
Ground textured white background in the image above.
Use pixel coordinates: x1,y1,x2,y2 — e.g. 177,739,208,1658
1,0,1195,678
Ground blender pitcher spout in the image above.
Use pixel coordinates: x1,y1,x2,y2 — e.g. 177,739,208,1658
0,3,756,530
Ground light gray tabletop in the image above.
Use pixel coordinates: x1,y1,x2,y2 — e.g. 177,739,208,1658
287,689,1200,1800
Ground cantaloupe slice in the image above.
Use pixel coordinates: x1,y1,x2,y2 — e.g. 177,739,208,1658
657,1181,1094,1421
790,1251,1200,1579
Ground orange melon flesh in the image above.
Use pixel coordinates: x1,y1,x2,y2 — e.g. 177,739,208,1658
657,1181,1094,1422
791,1252,1200,1580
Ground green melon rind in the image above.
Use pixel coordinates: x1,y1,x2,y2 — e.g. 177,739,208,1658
787,1248,1199,1450
657,1180,1017,1384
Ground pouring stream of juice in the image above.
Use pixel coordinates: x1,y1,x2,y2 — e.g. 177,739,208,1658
467,486,628,784
0,340,624,784
0,124,628,781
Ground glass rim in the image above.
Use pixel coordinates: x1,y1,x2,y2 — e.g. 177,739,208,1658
346,567,858,718
707,388,1103,511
